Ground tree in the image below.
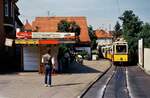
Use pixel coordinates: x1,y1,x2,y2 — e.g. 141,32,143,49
113,21,122,40
69,21,80,36
119,10,143,64
57,20,70,32
57,20,81,42
139,23,150,48
88,25,97,49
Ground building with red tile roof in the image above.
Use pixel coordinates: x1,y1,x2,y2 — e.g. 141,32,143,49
21,16,91,72
95,29,113,46
24,20,32,31
95,29,113,39
24,16,91,43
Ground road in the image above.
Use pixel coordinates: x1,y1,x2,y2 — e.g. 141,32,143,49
82,65,150,98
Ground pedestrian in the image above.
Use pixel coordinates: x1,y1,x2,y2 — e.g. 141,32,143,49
41,49,53,87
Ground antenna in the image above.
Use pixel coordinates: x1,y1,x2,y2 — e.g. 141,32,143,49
48,11,50,16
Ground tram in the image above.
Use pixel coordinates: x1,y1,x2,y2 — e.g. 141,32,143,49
101,40,128,65
112,41,128,65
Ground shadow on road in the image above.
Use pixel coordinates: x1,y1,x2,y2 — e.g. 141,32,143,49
51,83,83,87
67,61,101,74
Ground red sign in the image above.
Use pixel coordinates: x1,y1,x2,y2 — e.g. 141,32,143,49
39,40,59,44
16,32,32,39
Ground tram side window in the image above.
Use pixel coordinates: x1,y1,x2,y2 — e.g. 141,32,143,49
116,45,127,53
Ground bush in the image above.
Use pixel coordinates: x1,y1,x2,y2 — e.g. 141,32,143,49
77,50,88,59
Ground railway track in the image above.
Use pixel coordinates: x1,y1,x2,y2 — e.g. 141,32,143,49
82,65,131,98
102,65,130,98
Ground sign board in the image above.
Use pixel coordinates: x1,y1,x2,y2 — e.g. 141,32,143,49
32,32,75,39
15,39,39,44
15,39,76,45
39,40,59,44
16,32,75,39
16,32,32,39
5,38,13,47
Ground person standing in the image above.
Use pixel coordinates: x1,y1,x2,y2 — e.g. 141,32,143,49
42,49,52,87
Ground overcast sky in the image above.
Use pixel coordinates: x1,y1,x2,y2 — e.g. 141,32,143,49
17,0,150,30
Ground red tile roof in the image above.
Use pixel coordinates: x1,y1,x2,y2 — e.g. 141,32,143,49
25,16,91,43
24,20,32,31
95,29,113,39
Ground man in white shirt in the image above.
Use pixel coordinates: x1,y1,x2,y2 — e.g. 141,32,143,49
42,49,52,87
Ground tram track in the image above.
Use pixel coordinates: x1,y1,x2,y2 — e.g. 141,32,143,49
102,65,130,98
100,65,117,98
82,65,131,98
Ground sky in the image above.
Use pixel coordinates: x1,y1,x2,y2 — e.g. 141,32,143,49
17,0,150,30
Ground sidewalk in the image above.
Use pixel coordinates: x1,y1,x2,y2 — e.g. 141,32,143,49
0,59,111,98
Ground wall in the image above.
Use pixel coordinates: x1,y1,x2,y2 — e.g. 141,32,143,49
138,39,144,67
144,48,150,73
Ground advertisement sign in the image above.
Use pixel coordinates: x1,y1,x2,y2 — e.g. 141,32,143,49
15,32,76,45
16,32,32,39
39,40,59,44
32,32,75,39
16,32,75,39
15,39,39,44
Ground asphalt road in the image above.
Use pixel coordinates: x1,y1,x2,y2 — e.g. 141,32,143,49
83,65,150,98
127,66,150,98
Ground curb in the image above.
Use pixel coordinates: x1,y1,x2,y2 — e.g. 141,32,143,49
77,62,112,98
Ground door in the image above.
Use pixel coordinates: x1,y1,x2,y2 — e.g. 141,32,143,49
23,47,40,71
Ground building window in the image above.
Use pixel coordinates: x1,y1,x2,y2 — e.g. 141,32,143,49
4,0,9,16
11,2,14,17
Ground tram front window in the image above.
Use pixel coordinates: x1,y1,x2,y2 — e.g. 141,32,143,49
116,45,127,53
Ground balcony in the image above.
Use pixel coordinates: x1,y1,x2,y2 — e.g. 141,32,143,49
4,16,14,28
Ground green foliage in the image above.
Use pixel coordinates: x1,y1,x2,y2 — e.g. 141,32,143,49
88,25,97,49
113,21,122,40
92,50,98,55
119,10,143,38
119,10,143,64
69,21,81,36
138,23,150,48
57,20,70,32
77,50,88,58
59,44,68,54
57,20,81,36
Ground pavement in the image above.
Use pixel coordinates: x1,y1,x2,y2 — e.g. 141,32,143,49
0,59,111,98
